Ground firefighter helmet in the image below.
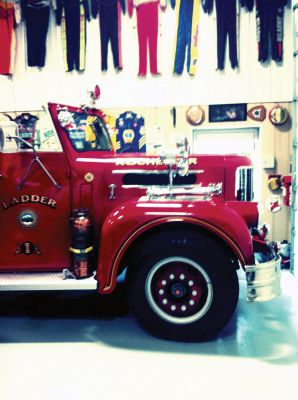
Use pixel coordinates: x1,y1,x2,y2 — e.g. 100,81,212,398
269,105,289,126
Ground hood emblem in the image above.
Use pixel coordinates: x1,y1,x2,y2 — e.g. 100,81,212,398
18,209,38,229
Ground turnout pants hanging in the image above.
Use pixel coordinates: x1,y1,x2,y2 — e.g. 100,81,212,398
215,0,238,70
0,3,15,75
136,2,159,76
172,0,200,76
256,0,285,63
99,1,122,71
24,5,50,67
61,3,87,71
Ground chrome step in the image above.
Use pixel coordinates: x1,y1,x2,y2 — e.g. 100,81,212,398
0,270,97,291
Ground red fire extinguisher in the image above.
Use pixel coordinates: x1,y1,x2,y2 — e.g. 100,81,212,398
282,176,292,207
69,209,93,279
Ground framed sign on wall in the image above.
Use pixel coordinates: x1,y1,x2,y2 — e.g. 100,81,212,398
209,104,247,123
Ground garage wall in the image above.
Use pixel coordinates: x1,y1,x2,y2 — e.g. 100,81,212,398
0,3,293,111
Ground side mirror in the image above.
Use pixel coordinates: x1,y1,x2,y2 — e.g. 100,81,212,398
0,121,19,152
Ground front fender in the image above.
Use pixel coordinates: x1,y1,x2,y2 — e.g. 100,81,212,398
97,198,255,293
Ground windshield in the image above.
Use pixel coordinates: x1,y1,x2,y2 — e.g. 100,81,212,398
58,109,112,152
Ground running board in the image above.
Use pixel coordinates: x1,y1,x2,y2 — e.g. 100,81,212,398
0,270,98,291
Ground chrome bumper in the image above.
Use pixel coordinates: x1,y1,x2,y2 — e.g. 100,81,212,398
246,256,281,302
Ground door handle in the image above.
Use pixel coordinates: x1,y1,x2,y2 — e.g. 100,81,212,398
108,184,116,200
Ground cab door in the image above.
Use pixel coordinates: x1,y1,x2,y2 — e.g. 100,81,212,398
0,113,71,272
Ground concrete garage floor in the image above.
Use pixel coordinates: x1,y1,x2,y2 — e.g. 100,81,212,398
0,270,297,400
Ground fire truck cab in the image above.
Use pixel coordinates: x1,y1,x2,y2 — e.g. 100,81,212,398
0,101,281,341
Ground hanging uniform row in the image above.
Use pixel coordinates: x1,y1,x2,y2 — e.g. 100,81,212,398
202,0,287,69
0,0,289,76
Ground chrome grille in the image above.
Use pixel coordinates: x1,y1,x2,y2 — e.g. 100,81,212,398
236,167,254,201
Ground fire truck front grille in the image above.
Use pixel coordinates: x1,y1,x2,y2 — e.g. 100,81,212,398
236,167,254,201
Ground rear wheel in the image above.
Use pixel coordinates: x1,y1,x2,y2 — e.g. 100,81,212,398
127,230,239,341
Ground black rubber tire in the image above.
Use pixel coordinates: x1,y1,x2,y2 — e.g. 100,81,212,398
127,229,239,341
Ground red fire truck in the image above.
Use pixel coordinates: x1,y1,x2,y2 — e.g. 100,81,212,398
0,98,281,341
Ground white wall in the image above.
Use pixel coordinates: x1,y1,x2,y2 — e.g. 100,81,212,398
0,3,293,111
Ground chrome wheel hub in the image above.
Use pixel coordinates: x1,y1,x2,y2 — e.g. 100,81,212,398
145,257,213,324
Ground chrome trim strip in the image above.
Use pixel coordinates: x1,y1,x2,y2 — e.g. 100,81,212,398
113,169,168,174
246,256,281,302
121,184,196,189
146,184,222,198
112,169,204,175
0,271,97,291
